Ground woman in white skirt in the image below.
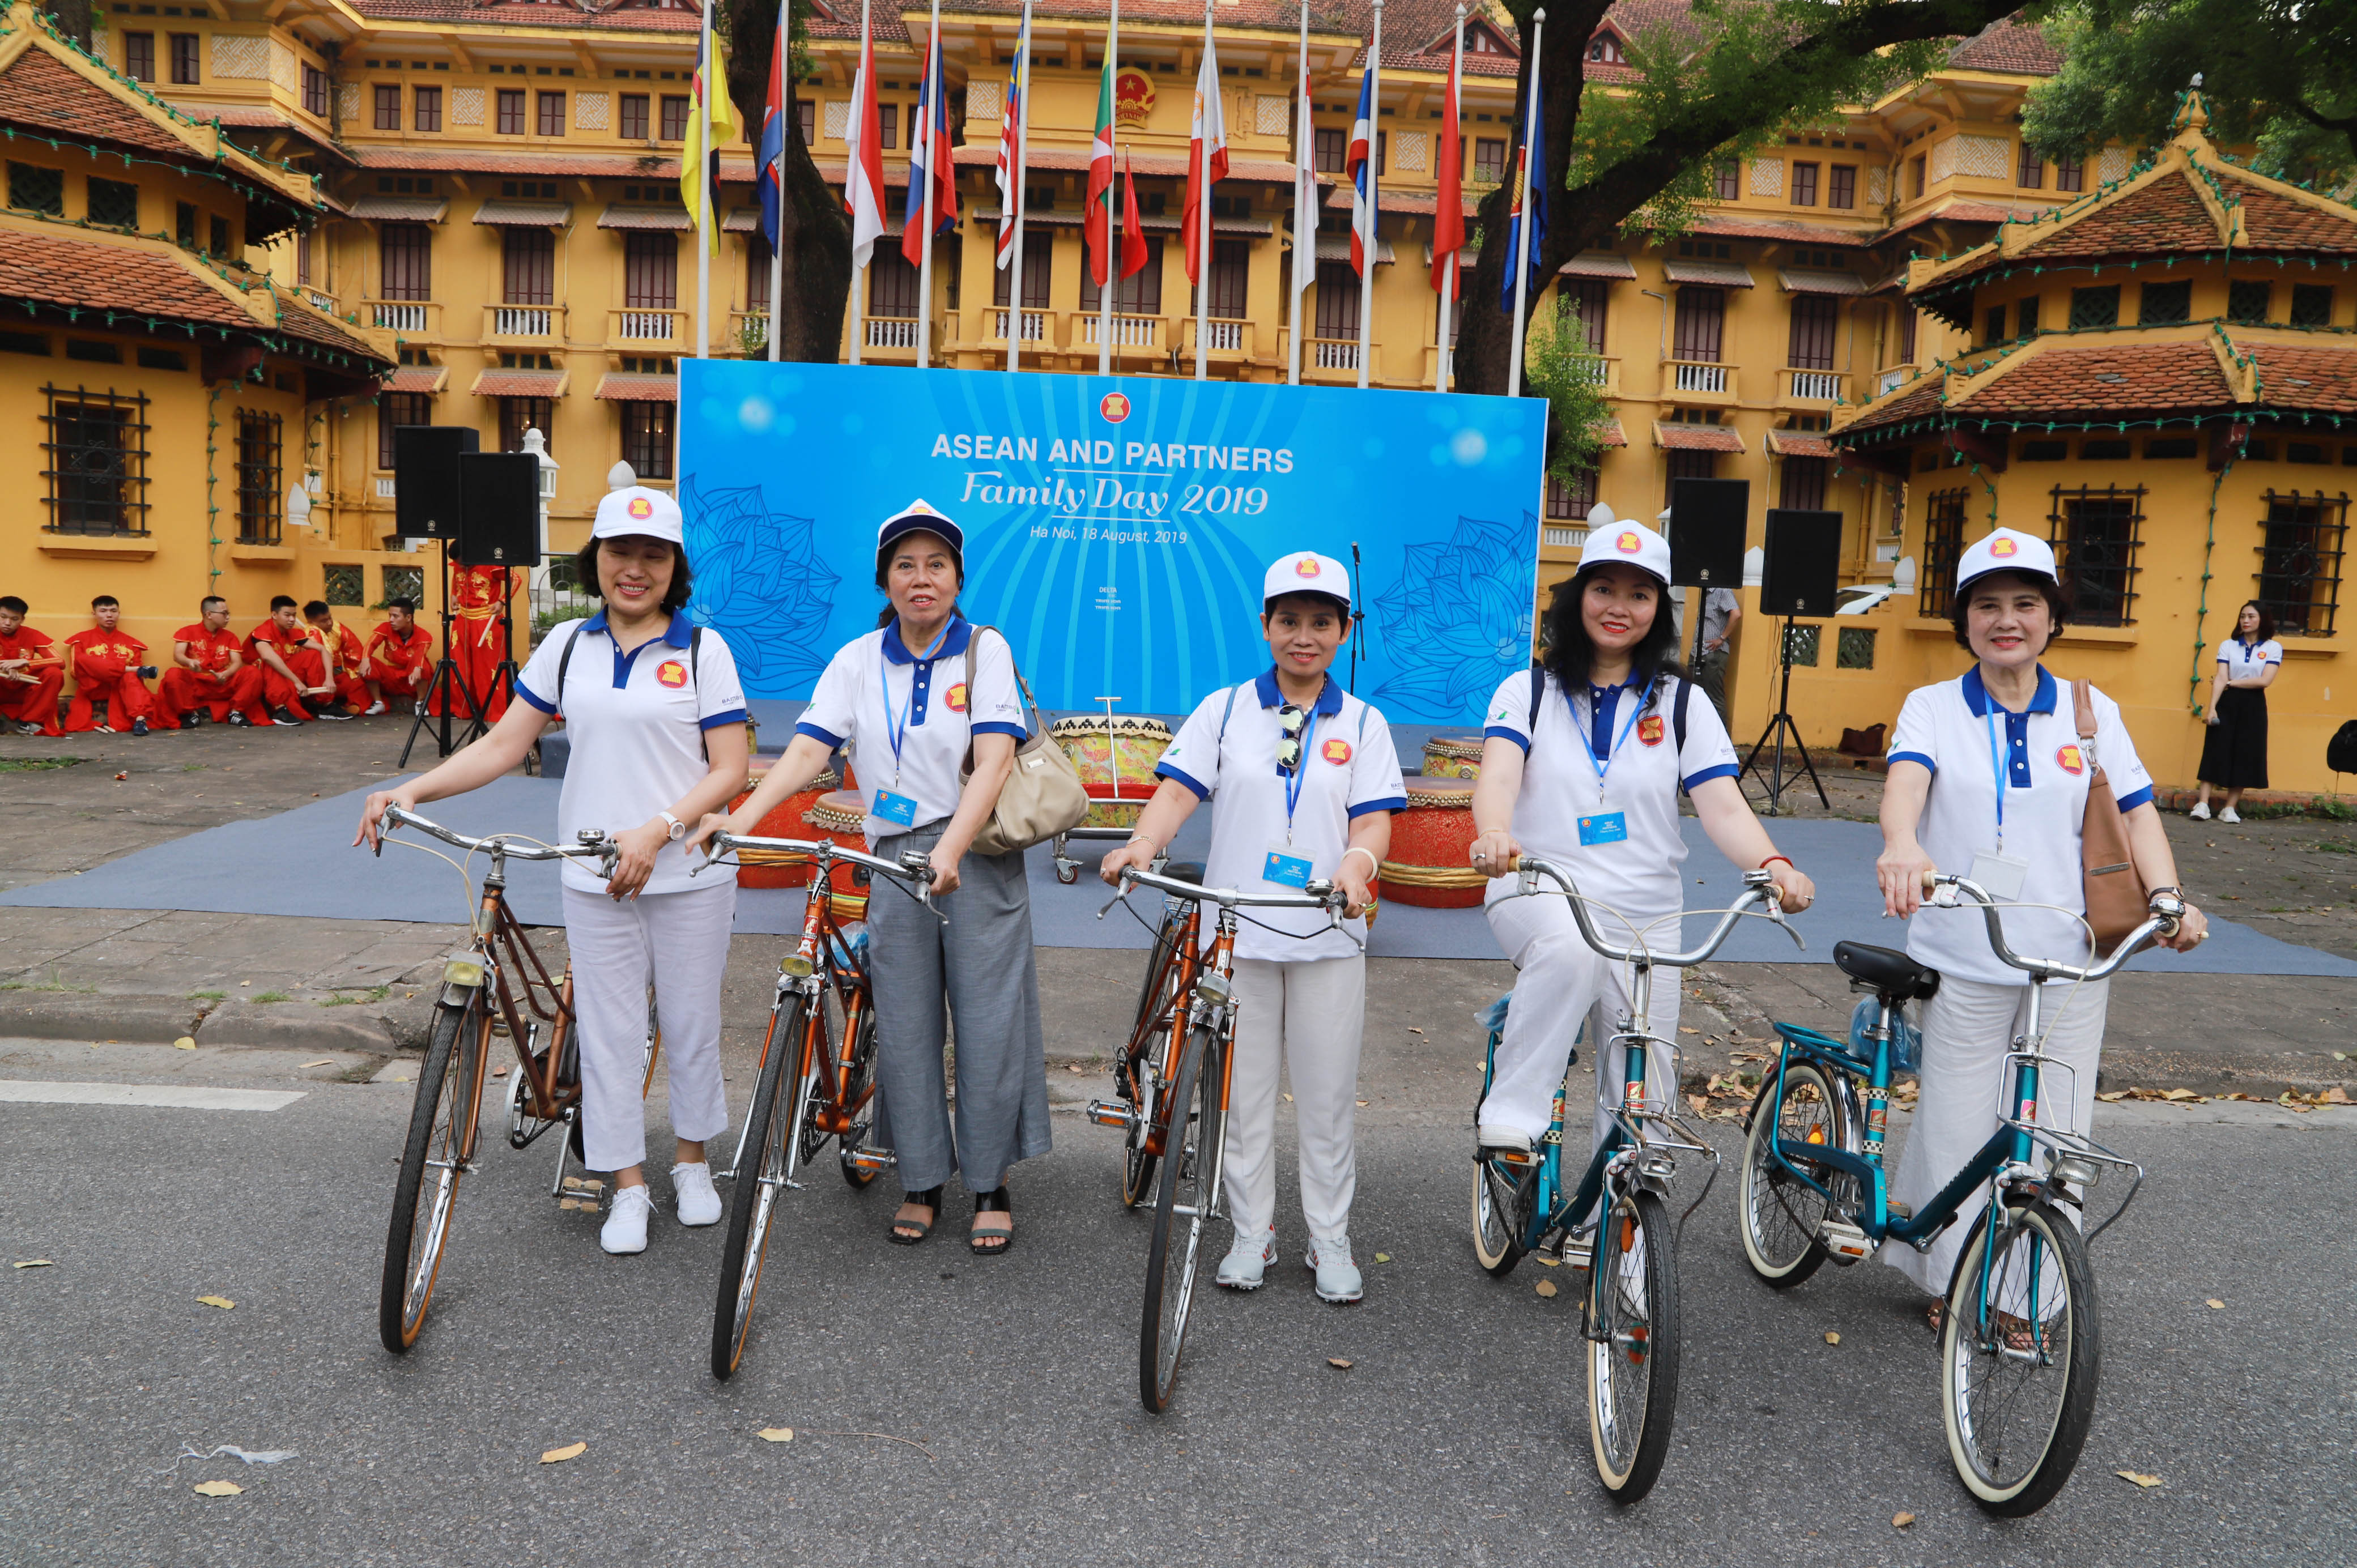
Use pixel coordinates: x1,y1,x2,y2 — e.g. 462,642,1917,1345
358,487,751,1256
1876,527,2208,1322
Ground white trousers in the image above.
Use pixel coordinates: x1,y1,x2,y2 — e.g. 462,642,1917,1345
1482,892,1684,1153
1883,973,2109,1296
560,882,737,1173
1222,955,1365,1241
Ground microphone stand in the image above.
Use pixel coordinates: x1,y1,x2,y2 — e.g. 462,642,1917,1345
1347,540,1368,693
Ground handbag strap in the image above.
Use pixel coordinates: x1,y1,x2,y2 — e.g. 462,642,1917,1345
960,623,1048,773
2070,676,2107,779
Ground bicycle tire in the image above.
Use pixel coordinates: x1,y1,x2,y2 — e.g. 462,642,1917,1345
378,995,487,1354
1941,1198,2100,1516
1139,1024,1222,1413
1470,1156,1530,1278
710,995,812,1380
839,995,882,1188
1585,1189,1681,1503
1738,1062,1845,1288
1119,910,1188,1208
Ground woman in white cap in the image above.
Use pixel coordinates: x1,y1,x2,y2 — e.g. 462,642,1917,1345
1875,527,2206,1323
1099,552,1403,1305
695,500,1045,1255
1468,510,1812,1170
357,486,752,1257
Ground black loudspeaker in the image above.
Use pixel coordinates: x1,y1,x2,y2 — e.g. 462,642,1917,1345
393,425,479,539
1760,509,1844,617
453,452,542,567
1667,478,1749,587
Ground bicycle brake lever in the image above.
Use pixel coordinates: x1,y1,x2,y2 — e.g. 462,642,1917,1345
1095,885,1132,921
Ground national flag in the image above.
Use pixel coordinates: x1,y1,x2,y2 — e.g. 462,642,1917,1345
1345,63,1376,276
843,24,886,268
1431,29,1465,297
680,22,736,255
1121,153,1149,280
1086,55,1117,287
1499,61,1548,310
901,22,958,269
994,14,1031,269
1184,32,1229,283
757,15,788,250
1289,44,1316,307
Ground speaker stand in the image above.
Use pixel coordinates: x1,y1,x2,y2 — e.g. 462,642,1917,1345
398,543,488,769
1740,616,1828,817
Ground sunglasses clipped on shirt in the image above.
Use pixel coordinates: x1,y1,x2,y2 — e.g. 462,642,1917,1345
1275,702,1308,773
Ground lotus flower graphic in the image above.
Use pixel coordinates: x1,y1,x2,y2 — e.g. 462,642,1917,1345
679,476,841,691
1370,512,1535,719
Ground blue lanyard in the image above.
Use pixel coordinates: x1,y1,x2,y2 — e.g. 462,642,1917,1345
880,622,951,784
1569,675,1654,798
1983,704,2011,850
1280,708,1320,842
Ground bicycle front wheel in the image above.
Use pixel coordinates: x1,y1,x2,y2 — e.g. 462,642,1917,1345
379,995,488,1353
1941,1198,2100,1516
1139,1024,1223,1413
711,996,813,1380
1738,1062,1844,1288
1585,1189,1681,1502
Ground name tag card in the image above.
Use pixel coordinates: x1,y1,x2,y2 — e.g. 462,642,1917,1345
872,789,919,828
1968,848,2030,902
1261,845,1314,889
1576,812,1630,848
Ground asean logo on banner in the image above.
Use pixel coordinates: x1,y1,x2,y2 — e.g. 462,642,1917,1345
1616,531,1643,554
1099,391,1131,424
656,661,688,688
1321,738,1352,765
2054,743,2085,774
945,683,969,712
628,496,654,520
1637,714,1665,746
1991,536,2019,559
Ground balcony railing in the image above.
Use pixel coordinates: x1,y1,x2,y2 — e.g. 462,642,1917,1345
992,309,1050,344
1786,369,1844,402
1879,364,1917,396
1080,313,1162,348
1202,319,1243,352
304,289,337,314
866,317,921,349
375,477,397,498
1669,360,1733,395
368,300,432,334
1311,338,1360,371
614,309,681,342
486,305,564,340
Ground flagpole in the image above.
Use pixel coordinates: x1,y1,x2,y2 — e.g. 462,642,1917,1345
1193,0,1213,382
766,0,785,363
1354,0,1381,390
914,0,940,372
1099,0,1119,377
849,0,870,365
1506,7,1545,398
695,0,713,364
1007,0,1032,372
1436,2,1463,391
1287,0,1310,386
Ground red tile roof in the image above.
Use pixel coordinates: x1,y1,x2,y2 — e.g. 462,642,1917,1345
348,0,703,31
1598,418,1627,448
0,43,197,161
1945,15,2062,76
386,365,448,393
2214,168,2357,255
595,372,679,402
1766,429,1835,458
0,225,249,329
1954,341,2231,415
344,145,754,182
2240,340,2357,412
1837,372,1949,440
599,203,692,232
1692,213,1878,248
1560,252,1637,280
267,292,387,363
2018,173,2220,260
472,368,567,397
1653,420,1744,453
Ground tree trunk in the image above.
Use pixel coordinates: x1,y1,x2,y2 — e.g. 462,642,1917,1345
42,0,93,50
725,1,850,364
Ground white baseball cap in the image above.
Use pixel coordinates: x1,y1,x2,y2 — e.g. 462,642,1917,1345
1954,527,2058,590
593,485,684,545
1262,550,1352,608
1577,516,1671,587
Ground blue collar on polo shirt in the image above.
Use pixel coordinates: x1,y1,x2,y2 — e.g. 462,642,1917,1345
1962,663,2056,788
1581,674,1640,764
1252,668,1345,716
581,608,694,689
1960,663,2057,718
881,614,973,666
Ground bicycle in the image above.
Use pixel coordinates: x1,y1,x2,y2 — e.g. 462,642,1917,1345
694,828,941,1380
1092,863,1357,1414
371,804,640,1354
1738,871,2177,1515
1472,858,1800,1503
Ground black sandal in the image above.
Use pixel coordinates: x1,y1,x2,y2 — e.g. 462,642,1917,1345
970,1187,1014,1255
888,1185,943,1246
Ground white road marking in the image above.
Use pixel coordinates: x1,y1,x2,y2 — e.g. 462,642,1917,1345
0,1080,307,1111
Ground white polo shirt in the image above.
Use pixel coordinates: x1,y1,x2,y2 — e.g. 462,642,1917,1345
516,612,748,896
1155,671,1406,963
1886,664,2156,987
2218,636,2283,681
1480,668,1739,928
797,615,1028,845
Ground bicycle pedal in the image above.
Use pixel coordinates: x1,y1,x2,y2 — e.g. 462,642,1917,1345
843,1147,897,1174
1086,1099,1138,1131
1817,1218,1874,1263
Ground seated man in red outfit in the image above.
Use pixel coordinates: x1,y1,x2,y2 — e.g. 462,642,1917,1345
303,600,371,717
160,596,267,728
362,597,433,715
0,595,65,736
245,595,343,723
63,595,167,735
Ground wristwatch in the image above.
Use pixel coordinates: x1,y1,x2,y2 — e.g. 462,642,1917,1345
659,812,686,842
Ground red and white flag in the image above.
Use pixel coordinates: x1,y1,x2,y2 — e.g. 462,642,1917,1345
842,24,886,268
1345,63,1376,275
900,22,958,269
1183,32,1228,283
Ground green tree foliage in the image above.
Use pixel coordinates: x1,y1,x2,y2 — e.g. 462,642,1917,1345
2023,1,2357,186
1521,301,1614,489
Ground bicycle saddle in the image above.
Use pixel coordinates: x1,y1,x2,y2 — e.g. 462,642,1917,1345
1833,940,1941,1003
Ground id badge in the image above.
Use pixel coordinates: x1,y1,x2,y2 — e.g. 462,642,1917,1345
871,788,919,828
1576,811,1630,847
1968,848,2030,901
1261,845,1314,889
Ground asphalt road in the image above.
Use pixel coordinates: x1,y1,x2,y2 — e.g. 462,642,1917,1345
3,1038,2351,1568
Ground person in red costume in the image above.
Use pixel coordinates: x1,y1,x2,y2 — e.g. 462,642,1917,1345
303,600,371,715
160,596,268,728
245,595,345,723
0,595,65,736
428,564,512,723
363,596,434,715
63,595,165,735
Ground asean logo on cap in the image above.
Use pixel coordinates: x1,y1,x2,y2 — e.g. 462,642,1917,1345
1321,738,1352,765
1099,391,1131,424
1990,536,2020,559
1636,714,1665,747
2054,743,2085,774
627,496,654,521
656,661,688,689
1295,555,1322,578
1616,531,1643,554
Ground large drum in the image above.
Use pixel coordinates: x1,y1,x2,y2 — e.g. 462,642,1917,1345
727,766,840,889
803,790,871,921
1380,774,1486,908
1421,735,1486,780
1049,714,1173,829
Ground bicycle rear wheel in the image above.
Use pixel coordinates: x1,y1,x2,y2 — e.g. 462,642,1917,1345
710,996,813,1380
379,995,488,1353
838,992,882,1188
1941,1199,2099,1516
1738,1062,1844,1288
1585,1189,1680,1502
1139,1024,1223,1413
1470,1155,1531,1277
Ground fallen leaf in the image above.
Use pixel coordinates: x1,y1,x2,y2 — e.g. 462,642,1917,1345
2096,1090,2129,1102
756,1427,794,1443
1326,1357,1354,1370
1373,1252,1391,1263
14,1260,54,1269
239,981,250,987
1892,1511,1916,1528
2333,1051,2349,1062
2206,1299,2226,1310
1535,1279,1559,1298
1678,1026,1699,1036
490,1066,509,1077
1406,1026,1424,1035
2161,1088,2201,1102
1824,1331,1841,1345
1355,1099,1369,1107
2322,1086,2352,1105
2117,1471,2163,1489
301,1059,333,1069
1282,1093,1293,1102
113,771,127,782
173,1036,197,1051
1686,1094,1712,1117
540,1442,588,1464
196,1296,235,1310
192,1480,244,1498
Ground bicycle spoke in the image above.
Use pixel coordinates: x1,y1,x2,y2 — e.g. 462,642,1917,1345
1942,1200,2099,1515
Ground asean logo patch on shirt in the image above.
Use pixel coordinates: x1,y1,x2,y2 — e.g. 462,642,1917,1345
1321,738,1353,765
1637,714,1665,746
944,682,969,712
2054,743,2085,774
656,660,688,689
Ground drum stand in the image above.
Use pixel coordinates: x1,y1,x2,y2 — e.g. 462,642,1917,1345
1050,694,1151,884
1739,616,1828,816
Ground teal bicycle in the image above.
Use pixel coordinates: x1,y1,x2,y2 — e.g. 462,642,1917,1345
1738,871,2178,1515
1473,858,1801,1502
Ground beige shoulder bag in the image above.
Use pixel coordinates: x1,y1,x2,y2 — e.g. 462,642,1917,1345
2072,677,2149,953
958,625,1092,857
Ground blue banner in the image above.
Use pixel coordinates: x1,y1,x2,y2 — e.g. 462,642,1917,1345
676,360,1546,725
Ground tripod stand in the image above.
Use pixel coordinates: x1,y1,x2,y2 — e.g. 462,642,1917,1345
1739,616,1827,816
399,548,518,768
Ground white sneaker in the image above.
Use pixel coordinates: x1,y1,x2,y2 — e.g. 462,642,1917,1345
364,700,388,717
2188,801,2211,820
1305,1233,1363,1304
671,1161,722,1226
1477,1124,1534,1153
1215,1225,1277,1290
2218,807,2241,824
600,1184,654,1254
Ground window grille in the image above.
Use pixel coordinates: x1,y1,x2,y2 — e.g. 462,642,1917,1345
375,84,401,130
2139,279,2191,325
2047,484,2145,627
1712,160,1740,200
2016,143,2041,188
324,565,365,607
2068,285,2119,329
87,177,138,230
9,161,63,215
1779,456,1828,510
1782,624,1820,667
1920,488,1968,616
2291,284,2335,328
623,402,674,479
382,565,426,607
2054,154,2083,192
2256,490,2346,637
235,410,283,544
1836,627,1876,668
2227,279,2271,323
41,385,150,535
1790,161,1818,206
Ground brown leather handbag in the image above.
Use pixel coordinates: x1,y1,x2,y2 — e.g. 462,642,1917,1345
957,625,1091,857
2072,678,2149,953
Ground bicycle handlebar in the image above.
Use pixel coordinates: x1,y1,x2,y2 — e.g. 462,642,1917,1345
1110,863,1351,915
1510,856,1803,968
1921,870,2182,982
699,829,938,890
380,803,618,871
